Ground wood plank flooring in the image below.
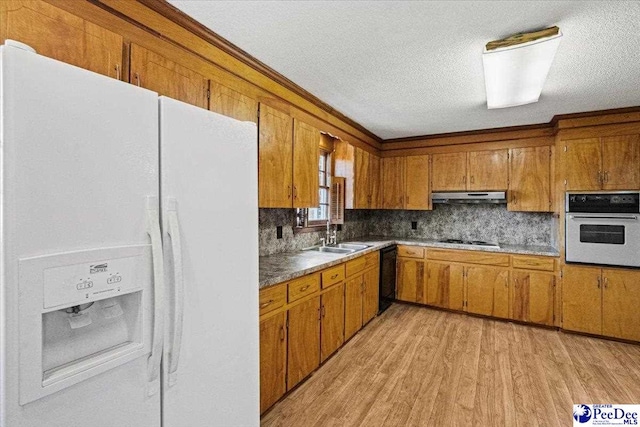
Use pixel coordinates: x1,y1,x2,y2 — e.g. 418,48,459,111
261,303,640,427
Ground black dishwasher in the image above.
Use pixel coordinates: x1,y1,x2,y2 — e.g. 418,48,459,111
379,246,397,313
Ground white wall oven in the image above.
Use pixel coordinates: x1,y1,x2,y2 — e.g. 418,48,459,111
565,192,640,267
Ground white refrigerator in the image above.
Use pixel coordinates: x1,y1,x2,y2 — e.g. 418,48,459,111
0,41,259,427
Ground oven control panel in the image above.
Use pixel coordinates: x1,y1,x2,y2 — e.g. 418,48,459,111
567,192,640,213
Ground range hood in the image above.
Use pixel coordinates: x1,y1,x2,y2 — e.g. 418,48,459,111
431,191,507,204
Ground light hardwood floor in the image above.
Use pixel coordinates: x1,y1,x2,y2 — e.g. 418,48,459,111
261,303,640,427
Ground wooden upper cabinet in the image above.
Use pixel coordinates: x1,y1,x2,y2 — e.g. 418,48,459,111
511,271,554,326
258,104,293,208
508,146,552,212
405,155,431,210
563,138,603,190
467,150,508,191
369,154,381,209
259,312,287,414
209,80,257,122
287,296,320,390
601,135,640,190
292,120,320,208
431,152,467,191
562,265,602,335
354,147,371,209
602,269,640,342
381,157,406,209
1,0,123,79
130,44,208,108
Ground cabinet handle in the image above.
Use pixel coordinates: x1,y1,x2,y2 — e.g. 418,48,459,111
514,279,518,288
470,176,475,184
322,305,326,317
287,185,292,199
597,276,601,289
406,195,410,205
331,274,339,279
597,171,603,184
300,284,310,292
604,277,608,289
512,194,517,205
604,171,609,183
293,186,298,199
461,175,465,184
134,72,141,87
260,299,274,309
406,251,415,255
115,64,121,80
318,307,321,321
279,326,285,341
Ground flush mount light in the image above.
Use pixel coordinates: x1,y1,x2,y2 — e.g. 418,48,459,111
482,26,562,109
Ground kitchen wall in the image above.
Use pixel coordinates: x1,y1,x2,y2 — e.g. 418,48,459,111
368,204,556,247
259,209,370,256
259,204,556,256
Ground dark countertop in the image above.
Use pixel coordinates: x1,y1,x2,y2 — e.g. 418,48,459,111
259,236,559,289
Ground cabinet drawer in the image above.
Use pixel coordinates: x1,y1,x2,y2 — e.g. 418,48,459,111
322,265,346,288
427,249,510,266
398,245,424,259
345,256,366,277
364,251,380,270
512,255,556,272
288,274,320,302
259,284,287,316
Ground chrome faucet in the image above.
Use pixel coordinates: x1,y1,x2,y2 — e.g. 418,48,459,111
326,221,337,246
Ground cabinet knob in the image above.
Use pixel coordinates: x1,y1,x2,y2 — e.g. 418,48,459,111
597,276,601,289
279,326,285,341
331,274,339,279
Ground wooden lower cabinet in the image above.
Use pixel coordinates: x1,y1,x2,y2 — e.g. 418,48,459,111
320,284,344,362
465,266,509,318
362,267,379,324
260,312,287,413
511,271,555,325
344,275,363,340
562,265,603,335
425,262,464,310
602,269,640,342
287,296,320,390
396,257,425,303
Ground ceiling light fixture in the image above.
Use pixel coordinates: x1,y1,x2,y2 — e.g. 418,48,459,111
482,26,562,109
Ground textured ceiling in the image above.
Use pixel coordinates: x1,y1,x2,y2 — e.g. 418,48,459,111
168,1,640,140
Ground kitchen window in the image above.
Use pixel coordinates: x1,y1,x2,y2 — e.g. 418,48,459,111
295,150,331,230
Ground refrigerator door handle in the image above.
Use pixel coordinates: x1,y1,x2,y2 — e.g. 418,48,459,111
166,198,185,386
145,196,164,396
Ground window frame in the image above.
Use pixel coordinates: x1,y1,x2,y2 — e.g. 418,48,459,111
294,149,331,232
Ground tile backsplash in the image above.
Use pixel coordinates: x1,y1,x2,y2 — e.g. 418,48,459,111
259,204,556,256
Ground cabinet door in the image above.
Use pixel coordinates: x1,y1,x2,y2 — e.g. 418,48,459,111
130,44,208,108
563,138,602,190
362,267,380,324
511,271,555,326
508,146,551,212
468,150,508,191
209,80,257,122
405,155,431,210
602,269,640,341
1,0,123,79
344,276,363,340
601,135,640,190
396,258,425,303
259,104,293,208
431,152,467,191
370,154,381,209
381,157,406,209
287,297,320,390
426,262,464,310
321,283,345,362
562,265,602,335
292,119,320,208
466,266,509,317
354,148,371,208
260,312,287,413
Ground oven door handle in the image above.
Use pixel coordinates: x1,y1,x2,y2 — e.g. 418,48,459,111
569,215,638,221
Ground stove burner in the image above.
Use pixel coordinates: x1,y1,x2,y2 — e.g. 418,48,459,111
441,239,465,244
438,239,500,248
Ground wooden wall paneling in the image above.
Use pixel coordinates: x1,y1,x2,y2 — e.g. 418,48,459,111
292,119,320,208
381,156,406,209
562,265,602,335
260,311,287,414
508,146,552,212
259,103,293,208
369,154,381,209
562,138,602,190
404,155,431,210
353,147,371,208
129,43,208,108
209,79,258,122
601,134,640,190
1,0,123,79
287,296,321,390
467,149,508,190
602,269,640,342
431,152,467,191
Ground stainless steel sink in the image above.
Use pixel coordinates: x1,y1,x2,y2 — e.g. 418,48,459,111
304,243,371,254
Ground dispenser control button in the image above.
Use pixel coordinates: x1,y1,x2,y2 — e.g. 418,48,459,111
107,275,122,285
76,280,94,290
